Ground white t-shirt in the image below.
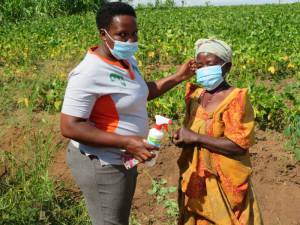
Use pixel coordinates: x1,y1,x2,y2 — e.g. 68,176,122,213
61,46,149,165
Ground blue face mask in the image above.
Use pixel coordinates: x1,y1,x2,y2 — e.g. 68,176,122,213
104,30,138,60
196,65,225,91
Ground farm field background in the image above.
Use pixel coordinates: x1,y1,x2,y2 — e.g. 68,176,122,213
0,3,300,225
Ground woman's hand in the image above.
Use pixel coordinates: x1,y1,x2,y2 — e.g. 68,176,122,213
146,59,197,101
123,136,158,162
175,59,197,82
172,127,200,147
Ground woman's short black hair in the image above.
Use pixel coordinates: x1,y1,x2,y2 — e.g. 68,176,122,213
96,2,136,30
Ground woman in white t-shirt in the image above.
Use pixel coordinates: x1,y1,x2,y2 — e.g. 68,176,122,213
60,2,196,225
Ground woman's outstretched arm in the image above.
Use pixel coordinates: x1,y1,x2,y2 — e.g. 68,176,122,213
146,59,197,100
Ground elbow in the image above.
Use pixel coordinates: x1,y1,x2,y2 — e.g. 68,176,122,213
60,124,72,139
60,113,87,140
60,118,75,139
234,146,247,156
60,128,68,138
235,151,246,156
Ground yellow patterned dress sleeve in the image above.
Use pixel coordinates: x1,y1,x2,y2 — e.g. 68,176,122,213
183,82,200,127
222,89,255,149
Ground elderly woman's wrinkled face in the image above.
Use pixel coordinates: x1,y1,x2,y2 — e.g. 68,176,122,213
196,53,224,69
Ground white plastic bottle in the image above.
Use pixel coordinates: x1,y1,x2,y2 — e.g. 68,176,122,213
145,115,172,167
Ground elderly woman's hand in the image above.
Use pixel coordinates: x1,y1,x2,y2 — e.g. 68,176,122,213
176,59,197,81
172,127,200,147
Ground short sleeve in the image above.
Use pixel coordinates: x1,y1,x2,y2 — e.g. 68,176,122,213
222,89,255,149
183,82,203,127
61,71,99,119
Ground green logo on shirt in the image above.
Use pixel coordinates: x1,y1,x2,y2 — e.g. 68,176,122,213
110,73,126,87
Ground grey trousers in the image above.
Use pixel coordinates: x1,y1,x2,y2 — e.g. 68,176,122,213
67,143,138,225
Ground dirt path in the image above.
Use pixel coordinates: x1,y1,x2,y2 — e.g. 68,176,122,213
49,129,300,225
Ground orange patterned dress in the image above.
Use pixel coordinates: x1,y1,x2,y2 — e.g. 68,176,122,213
178,83,263,225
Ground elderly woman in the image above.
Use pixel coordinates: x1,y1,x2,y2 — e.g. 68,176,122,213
60,2,195,225
173,39,263,225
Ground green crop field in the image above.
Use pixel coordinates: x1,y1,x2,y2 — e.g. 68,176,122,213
0,3,300,225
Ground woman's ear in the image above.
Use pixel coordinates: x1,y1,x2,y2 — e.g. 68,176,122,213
99,29,107,42
222,62,232,76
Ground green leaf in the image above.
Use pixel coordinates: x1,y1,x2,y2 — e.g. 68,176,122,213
294,149,300,161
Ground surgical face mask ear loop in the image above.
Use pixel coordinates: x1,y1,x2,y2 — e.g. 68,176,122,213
102,29,115,51
220,62,228,76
